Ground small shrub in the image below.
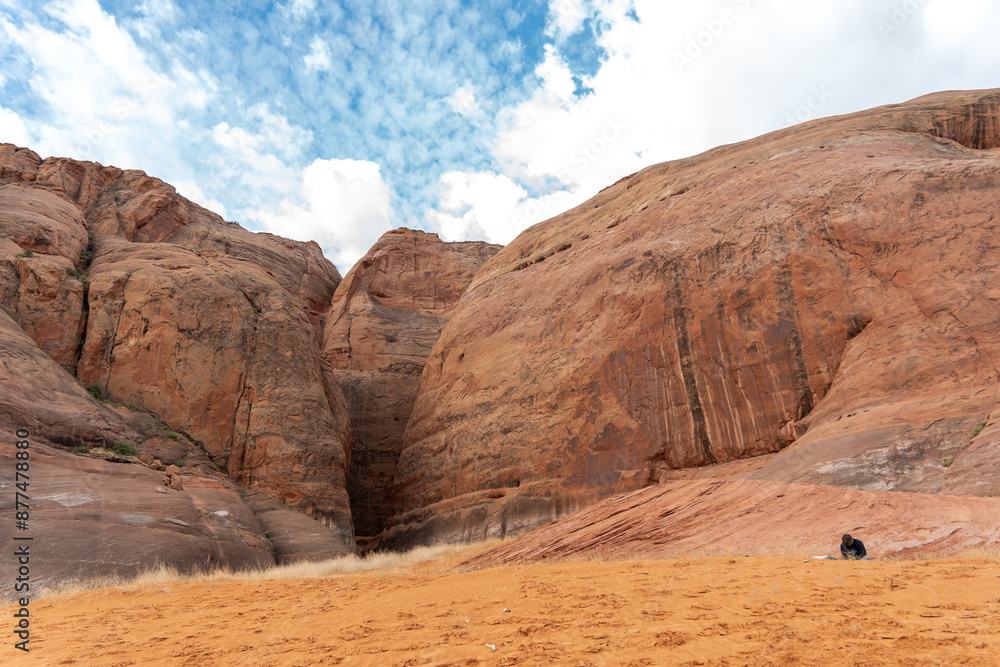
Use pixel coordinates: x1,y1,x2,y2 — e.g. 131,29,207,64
972,422,987,437
15,250,34,258
64,266,88,282
1,307,11,317
175,459,187,467
85,383,103,400
124,404,141,411
942,456,955,467
166,432,179,441
79,249,94,261
72,446,90,453
111,441,138,456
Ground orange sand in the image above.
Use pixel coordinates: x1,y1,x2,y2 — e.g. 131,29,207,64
6,552,1000,666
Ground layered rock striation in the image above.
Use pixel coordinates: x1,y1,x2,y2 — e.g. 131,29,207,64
387,89,1000,548
463,478,1000,567
323,228,501,539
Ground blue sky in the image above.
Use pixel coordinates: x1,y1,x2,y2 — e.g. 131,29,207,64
2,0,999,272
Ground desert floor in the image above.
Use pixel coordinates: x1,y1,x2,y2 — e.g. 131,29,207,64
6,547,1000,666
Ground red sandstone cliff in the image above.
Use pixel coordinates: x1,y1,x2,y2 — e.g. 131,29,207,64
0,145,356,571
323,228,501,540
385,89,1000,549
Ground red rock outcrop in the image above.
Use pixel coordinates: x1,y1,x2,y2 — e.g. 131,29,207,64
0,185,88,371
0,442,274,592
463,479,1000,568
0,144,355,559
323,228,501,538
387,89,1000,549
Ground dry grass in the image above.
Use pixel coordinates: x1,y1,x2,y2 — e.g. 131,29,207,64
30,541,498,603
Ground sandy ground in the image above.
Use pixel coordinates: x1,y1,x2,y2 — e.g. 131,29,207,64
6,549,1000,666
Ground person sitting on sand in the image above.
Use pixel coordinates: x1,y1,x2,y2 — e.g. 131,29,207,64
840,534,869,560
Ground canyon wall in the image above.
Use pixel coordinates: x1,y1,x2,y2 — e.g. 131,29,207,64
0,144,356,559
385,89,1000,548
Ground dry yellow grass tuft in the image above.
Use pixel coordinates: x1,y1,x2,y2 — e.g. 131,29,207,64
29,541,500,603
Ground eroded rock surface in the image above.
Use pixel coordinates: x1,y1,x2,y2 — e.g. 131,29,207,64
323,228,500,538
463,479,1000,567
388,89,1000,549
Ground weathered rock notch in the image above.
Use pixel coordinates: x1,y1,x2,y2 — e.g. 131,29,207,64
323,228,501,542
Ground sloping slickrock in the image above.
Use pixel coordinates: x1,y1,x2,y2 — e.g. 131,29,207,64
0,443,272,592
323,228,501,538
388,89,1000,549
0,309,128,448
242,490,356,565
463,479,1000,568
940,417,1000,496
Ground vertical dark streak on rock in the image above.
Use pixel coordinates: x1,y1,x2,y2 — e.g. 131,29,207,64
105,273,133,389
231,282,258,480
665,259,717,464
775,265,814,419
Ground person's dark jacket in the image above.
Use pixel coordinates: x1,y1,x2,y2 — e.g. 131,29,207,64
841,539,867,560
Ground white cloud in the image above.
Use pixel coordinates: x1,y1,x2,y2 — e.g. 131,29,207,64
2,0,214,175
0,106,32,148
426,171,581,245
547,0,590,40
285,0,317,21
446,83,481,116
174,179,229,219
129,0,180,39
211,103,313,191
304,36,332,72
250,158,394,273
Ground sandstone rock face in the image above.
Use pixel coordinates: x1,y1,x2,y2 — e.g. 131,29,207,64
0,443,273,592
0,308,129,449
388,89,1000,548
323,228,501,538
0,143,356,564
464,479,1000,567
75,239,353,543
0,185,88,371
